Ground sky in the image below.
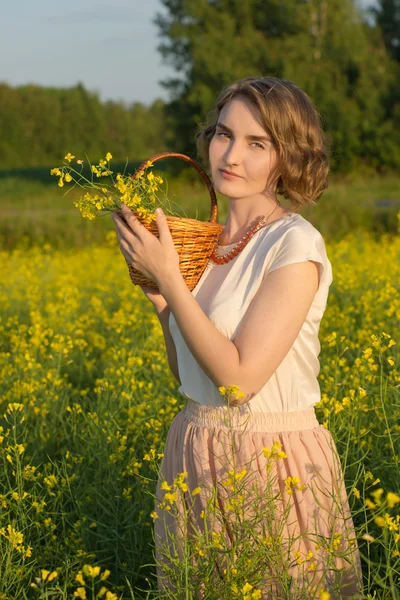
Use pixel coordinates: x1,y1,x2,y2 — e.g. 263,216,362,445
0,0,377,107
0,0,175,106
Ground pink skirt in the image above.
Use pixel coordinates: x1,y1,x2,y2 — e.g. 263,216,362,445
154,400,363,599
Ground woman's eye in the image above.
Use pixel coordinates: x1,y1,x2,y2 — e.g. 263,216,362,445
216,132,264,149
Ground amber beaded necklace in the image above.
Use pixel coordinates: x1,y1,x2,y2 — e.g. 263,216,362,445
210,200,287,264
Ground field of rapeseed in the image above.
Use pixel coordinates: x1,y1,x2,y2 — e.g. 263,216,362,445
0,205,399,597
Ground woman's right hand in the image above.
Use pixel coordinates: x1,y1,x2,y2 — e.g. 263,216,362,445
139,285,169,316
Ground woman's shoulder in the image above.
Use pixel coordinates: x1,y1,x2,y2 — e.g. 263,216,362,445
257,212,332,287
258,212,324,249
284,212,323,235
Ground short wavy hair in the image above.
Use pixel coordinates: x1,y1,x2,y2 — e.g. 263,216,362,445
195,76,331,210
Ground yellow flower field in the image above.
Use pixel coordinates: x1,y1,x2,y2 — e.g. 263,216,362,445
0,228,399,598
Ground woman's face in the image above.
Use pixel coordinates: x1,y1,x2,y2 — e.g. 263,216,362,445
208,97,279,200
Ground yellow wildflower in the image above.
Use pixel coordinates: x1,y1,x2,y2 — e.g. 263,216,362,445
271,441,282,452
242,582,253,594
64,153,75,162
387,492,400,508
284,475,305,495
263,446,271,458
371,487,384,505
100,569,111,580
174,472,188,490
164,491,178,503
211,531,224,549
83,564,101,578
75,571,85,585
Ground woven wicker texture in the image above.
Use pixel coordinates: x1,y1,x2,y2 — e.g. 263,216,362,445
115,152,224,291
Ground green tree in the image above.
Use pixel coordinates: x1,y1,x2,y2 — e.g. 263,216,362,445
368,0,400,61
154,0,400,173
0,83,170,169
0,84,25,166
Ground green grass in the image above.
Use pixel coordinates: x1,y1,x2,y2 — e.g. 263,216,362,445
0,172,399,250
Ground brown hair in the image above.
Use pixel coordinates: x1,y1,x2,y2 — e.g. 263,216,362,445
195,76,331,210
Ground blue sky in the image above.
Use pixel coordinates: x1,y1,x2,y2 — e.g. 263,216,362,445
0,0,175,106
0,0,376,107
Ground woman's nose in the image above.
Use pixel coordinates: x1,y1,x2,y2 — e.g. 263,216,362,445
223,140,242,165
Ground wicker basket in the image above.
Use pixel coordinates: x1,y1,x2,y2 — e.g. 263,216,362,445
115,152,224,291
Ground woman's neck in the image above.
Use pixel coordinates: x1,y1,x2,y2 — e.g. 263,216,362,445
218,207,292,246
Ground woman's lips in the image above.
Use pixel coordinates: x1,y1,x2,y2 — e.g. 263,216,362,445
220,169,242,179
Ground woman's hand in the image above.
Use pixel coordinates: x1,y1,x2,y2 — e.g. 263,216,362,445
112,203,181,292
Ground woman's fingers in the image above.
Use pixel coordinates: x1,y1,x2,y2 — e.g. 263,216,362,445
113,212,138,243
120,203,144,236
117,204,146,245
114,219,136,265
120,236,133,262
112,206,159,282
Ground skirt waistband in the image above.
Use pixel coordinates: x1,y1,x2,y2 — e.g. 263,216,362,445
184,399,320,433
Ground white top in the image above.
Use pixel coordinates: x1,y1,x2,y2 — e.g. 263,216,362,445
169,212,333,413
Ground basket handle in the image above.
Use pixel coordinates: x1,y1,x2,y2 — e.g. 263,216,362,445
132,152,218,223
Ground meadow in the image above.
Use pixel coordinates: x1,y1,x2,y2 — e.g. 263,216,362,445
0,171,399,598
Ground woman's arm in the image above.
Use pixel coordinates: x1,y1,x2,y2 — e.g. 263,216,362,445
158,261,318,406
156,307,181,385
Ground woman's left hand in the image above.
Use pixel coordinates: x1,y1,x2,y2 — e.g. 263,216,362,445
112,203,181,289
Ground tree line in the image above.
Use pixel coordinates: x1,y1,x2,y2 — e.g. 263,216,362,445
1,0,399,175
0,83,171,170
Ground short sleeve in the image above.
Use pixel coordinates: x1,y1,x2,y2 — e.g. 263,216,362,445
266,226,333,290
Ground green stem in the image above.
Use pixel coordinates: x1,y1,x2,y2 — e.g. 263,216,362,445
378,352,398,471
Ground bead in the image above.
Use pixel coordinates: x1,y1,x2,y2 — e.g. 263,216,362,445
211,207,282,264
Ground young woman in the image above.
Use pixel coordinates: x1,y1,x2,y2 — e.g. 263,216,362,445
112,76,363,598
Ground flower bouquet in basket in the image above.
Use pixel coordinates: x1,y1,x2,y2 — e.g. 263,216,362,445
50,151,224,291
